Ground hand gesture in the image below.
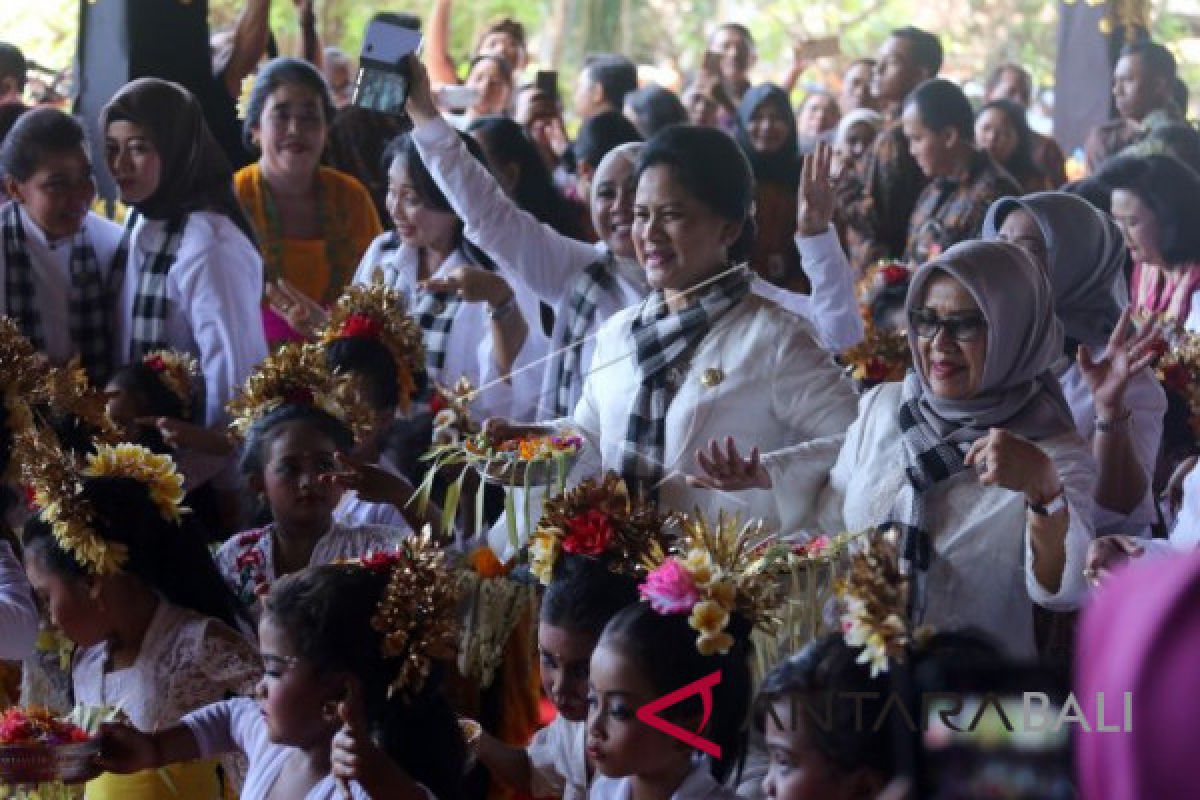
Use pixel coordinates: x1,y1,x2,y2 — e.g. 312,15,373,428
422,266,511,307
964,428,1060,504
406,55,439,124
98,722,158,775
135,417,235,456
321,452,414,507
798,140,836,237
1084,534,1146,586
1162,454,1199,516
265,279,328,338
1077,308,1161,418
687,437,772,491
332,679,411,799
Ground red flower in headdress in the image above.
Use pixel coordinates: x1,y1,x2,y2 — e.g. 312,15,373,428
341,313,384,340
144,354,167,372
361,550,404,573
562,510,616,556
880,265,909,287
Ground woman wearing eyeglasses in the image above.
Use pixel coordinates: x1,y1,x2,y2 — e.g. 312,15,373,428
694,240,1096,658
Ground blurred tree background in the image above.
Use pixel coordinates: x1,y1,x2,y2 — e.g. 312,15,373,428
10,0,1200,116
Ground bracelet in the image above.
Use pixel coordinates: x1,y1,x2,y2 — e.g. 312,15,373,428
1027,486,1067,517
1095,408,1132,433
489,294,517,321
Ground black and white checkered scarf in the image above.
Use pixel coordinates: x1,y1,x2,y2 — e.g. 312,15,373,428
621,266,751,499
113,212,188,360
2,203,114,383
547,256,618,417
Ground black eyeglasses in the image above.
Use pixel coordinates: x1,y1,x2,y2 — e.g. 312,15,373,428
908,308,987,342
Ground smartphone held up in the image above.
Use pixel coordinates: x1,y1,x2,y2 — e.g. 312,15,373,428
353,14,423,116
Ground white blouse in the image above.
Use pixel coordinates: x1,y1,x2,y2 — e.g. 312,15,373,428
215,522,406,612
410,116,864,417
763,382,1097,659
1059,360,1166,535
0,541,38,661
113,212,268,427
527,716,587,800
589,758,739,800
0,205,124,366
352,237,548,422
72,599,260,730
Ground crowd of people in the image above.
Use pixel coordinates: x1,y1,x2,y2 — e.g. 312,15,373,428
0,4,1198,798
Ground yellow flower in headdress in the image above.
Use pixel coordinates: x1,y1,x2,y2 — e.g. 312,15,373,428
689,599,729,637
528,528,561,585
83,443,186,525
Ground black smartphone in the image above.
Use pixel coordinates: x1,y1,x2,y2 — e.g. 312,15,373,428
353,17,423,116
536,70,559,105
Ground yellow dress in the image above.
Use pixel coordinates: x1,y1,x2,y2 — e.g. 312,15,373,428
234,163,383,344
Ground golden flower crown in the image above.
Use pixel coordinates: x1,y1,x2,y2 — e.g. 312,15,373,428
0,319,117,480
141,350,200,418
528,472,675,586
226,342,374,443
20,430,186,575
343,530,461,698
639,511,781,656
319,284,426,415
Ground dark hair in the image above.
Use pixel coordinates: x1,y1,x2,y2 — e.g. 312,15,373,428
109,363,187,421
24,476,247,632
243,57,336,151
735,84,801,187
1063,176,1112,214
478,17,527,52
381,130,498,269
625,86,688,139
976,99,1039,183
757,634,894,777
540,555,639,639
0,103,28,151
240,404,356,476
1173,77,1189,113
905,78,974,141
1120,40,1177,83
639,125,756,262
101,78,256,242
583,54,639,109
1095,153,1200,265
0,106,87,182
468,54,514,85
985,63,1032,106
265,565,466,800
327,106,408,226
466,116,585,239
325,336,399,411
712,23,755,52
601,602,752,781
0,43,26,91
574,111,642,171
891,27,943,76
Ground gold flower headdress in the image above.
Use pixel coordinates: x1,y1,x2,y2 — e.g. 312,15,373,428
226,342,374,442
319,284,426,415
20,431,187,575
528,472,675,586
0,319,116,480
141,350,200,417
345,529,461,698
639,511,781,656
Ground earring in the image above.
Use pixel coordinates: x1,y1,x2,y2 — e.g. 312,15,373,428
322,699,339,721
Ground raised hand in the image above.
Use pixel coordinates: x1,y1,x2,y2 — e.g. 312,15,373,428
1084,534,1146,586
798,140,836,237
421,266,513,308
405,55,439,124
135,417,235,456
687,437,771,491
964,428,1062,504
320,452,415,507
1077,308,1162,418
265,279,328,337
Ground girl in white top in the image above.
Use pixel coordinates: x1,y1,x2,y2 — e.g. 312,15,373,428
698,241,1097,659
215,346,406,614
984,192,1166,536
100,558,465,800
351,129,547,422
0,107,124,383
22,443,260,800
403,61,863,420
101,78,267,430
466,554,640,800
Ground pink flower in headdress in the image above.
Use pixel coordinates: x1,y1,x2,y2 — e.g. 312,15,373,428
639,559,701,614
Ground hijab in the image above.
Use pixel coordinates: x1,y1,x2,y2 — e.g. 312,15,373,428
101,77,256,242
904,239,1074,442
734,84,801,188
983,191,1128,351
1076,551,1200,799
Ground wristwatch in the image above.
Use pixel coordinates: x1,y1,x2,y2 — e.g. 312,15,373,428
1027,487,1067,516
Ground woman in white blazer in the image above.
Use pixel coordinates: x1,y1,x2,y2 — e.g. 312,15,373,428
402,58,863,421
491,125,859,528
696,240,1098,659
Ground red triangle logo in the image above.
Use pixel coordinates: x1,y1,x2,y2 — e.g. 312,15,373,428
635,670,722,758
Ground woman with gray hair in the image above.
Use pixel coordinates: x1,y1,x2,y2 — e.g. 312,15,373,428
832,107,883,177
695,240,1097,657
